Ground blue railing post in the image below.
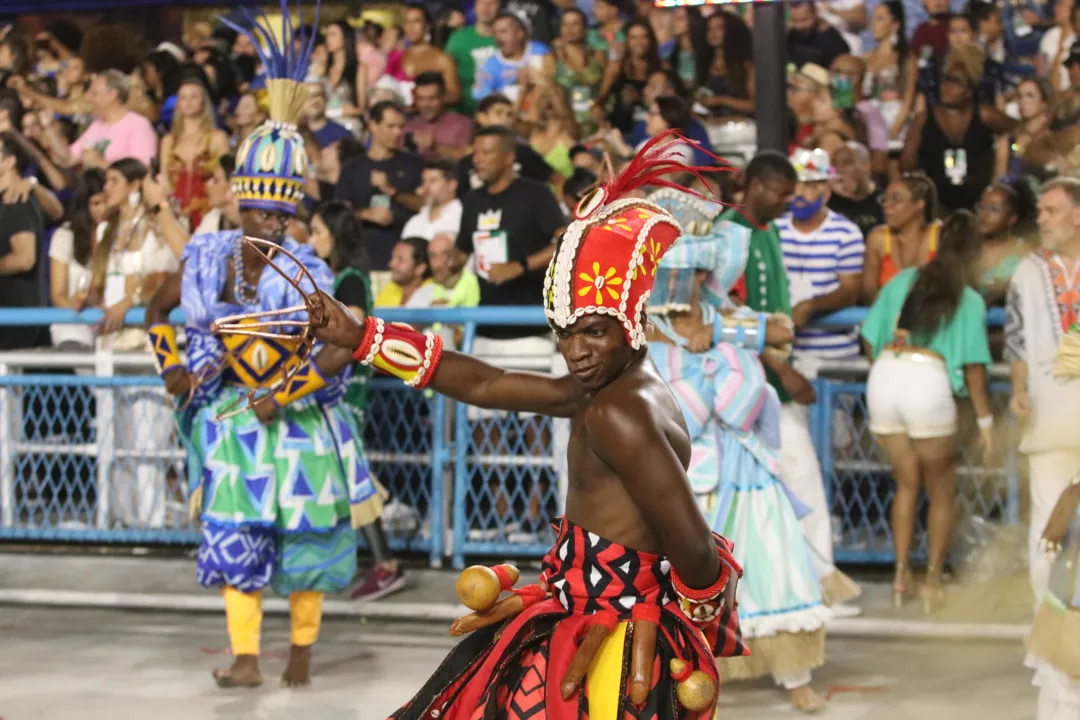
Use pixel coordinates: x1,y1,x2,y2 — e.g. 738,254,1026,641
429,392,447,567
451,321,478,570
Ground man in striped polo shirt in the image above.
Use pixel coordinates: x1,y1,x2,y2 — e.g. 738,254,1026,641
775,148,865,612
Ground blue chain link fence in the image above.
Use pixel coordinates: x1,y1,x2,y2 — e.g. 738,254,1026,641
0,307,1017,569
814,372,1019,565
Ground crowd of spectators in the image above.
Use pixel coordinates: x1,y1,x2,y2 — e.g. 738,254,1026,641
0,0,1076,357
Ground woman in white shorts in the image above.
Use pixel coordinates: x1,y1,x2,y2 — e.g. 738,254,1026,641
860,210,993,613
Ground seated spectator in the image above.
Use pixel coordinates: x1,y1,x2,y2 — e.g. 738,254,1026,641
863,1,917,147
830,55,889,176
159,77,229,232
787,1,851,70
1037,0,1076,92
902,44,1016,214
787,63,858,155
828,141,885,239
996,77,1053,178
818,0,868,55
563,166,599,213
0,131,46,351
588,0,626,59
303,79,351,149
525,87,578,178
910,0,952,60
598,20,663,137
915,13,1009,110
429,233,481,308
777,148,865,358
473,13,554,104
456,93,558,196
455,125,562,344
402,159,463,241
669,6,711,94
602,95,695,164
88,158,177,347
374,237,438,308
627,69,718,166
229,91,266,149
698,12,755,121
385,5,462,106
444,0,500,116
318,20,362,122
552,9,607,136
61,70,158,169
975,179,1036,304
314,134,364,201
49,168,107,349
402,71,473,161
862,170,941,303
569,143,603,175
1066,44,1080,91
192,153,238,235
335,100,425,270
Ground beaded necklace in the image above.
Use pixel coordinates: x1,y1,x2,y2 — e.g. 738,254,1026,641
232,238,259,305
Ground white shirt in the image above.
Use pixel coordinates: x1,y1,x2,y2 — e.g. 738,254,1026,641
1040,26,1076,91
48,224,95,348
776,209,866,358
194,208,223,236
401,199,463,242
818,0,864,55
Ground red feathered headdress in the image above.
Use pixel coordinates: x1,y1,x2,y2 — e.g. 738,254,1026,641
543,131,730,349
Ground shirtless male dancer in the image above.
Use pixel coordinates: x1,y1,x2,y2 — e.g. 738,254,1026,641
310,136,748,718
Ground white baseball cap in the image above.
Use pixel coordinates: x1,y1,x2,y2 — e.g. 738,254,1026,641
790,147,832,182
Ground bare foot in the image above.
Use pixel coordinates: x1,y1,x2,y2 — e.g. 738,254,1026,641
790,685,826,714
212,654,262,689
281,644,312,688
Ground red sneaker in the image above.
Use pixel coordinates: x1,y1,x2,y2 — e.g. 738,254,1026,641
351,564,407,602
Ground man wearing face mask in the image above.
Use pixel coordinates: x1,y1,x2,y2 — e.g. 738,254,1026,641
775,148,865,614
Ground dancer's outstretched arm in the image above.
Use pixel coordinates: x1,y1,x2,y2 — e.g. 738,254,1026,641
309,291,586,418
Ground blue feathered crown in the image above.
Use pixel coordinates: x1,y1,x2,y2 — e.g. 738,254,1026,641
221,0,321,216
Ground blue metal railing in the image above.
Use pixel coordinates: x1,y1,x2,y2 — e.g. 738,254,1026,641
0,306,1010,328
0,306,1016,567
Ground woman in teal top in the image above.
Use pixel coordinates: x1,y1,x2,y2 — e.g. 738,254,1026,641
860,210,993,615
975,180,1035,306
310,201,407,602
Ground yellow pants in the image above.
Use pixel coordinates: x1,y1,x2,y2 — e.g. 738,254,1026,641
222,587,324,655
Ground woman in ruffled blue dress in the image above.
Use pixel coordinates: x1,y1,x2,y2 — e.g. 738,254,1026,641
645,186,832,713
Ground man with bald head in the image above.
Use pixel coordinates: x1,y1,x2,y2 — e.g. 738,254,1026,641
828,141,884,239
430,233,480,308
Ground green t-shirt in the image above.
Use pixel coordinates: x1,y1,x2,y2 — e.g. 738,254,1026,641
718,209,793,402
860,267,991,397
586,27,626,59
445,26,499,114
431,271,481,308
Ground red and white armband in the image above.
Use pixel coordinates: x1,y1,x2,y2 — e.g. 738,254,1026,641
670,535,742,626
352,316,444,389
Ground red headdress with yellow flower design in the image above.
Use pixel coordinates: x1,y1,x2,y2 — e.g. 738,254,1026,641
543,130,729,349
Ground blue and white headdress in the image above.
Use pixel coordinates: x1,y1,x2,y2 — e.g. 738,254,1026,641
221,0,321,215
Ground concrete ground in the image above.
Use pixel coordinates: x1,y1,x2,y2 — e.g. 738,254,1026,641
0,606,1037,720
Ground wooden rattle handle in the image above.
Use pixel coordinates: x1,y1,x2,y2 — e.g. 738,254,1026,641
449,593,524,637
629,618,658,706
560,621,616,701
